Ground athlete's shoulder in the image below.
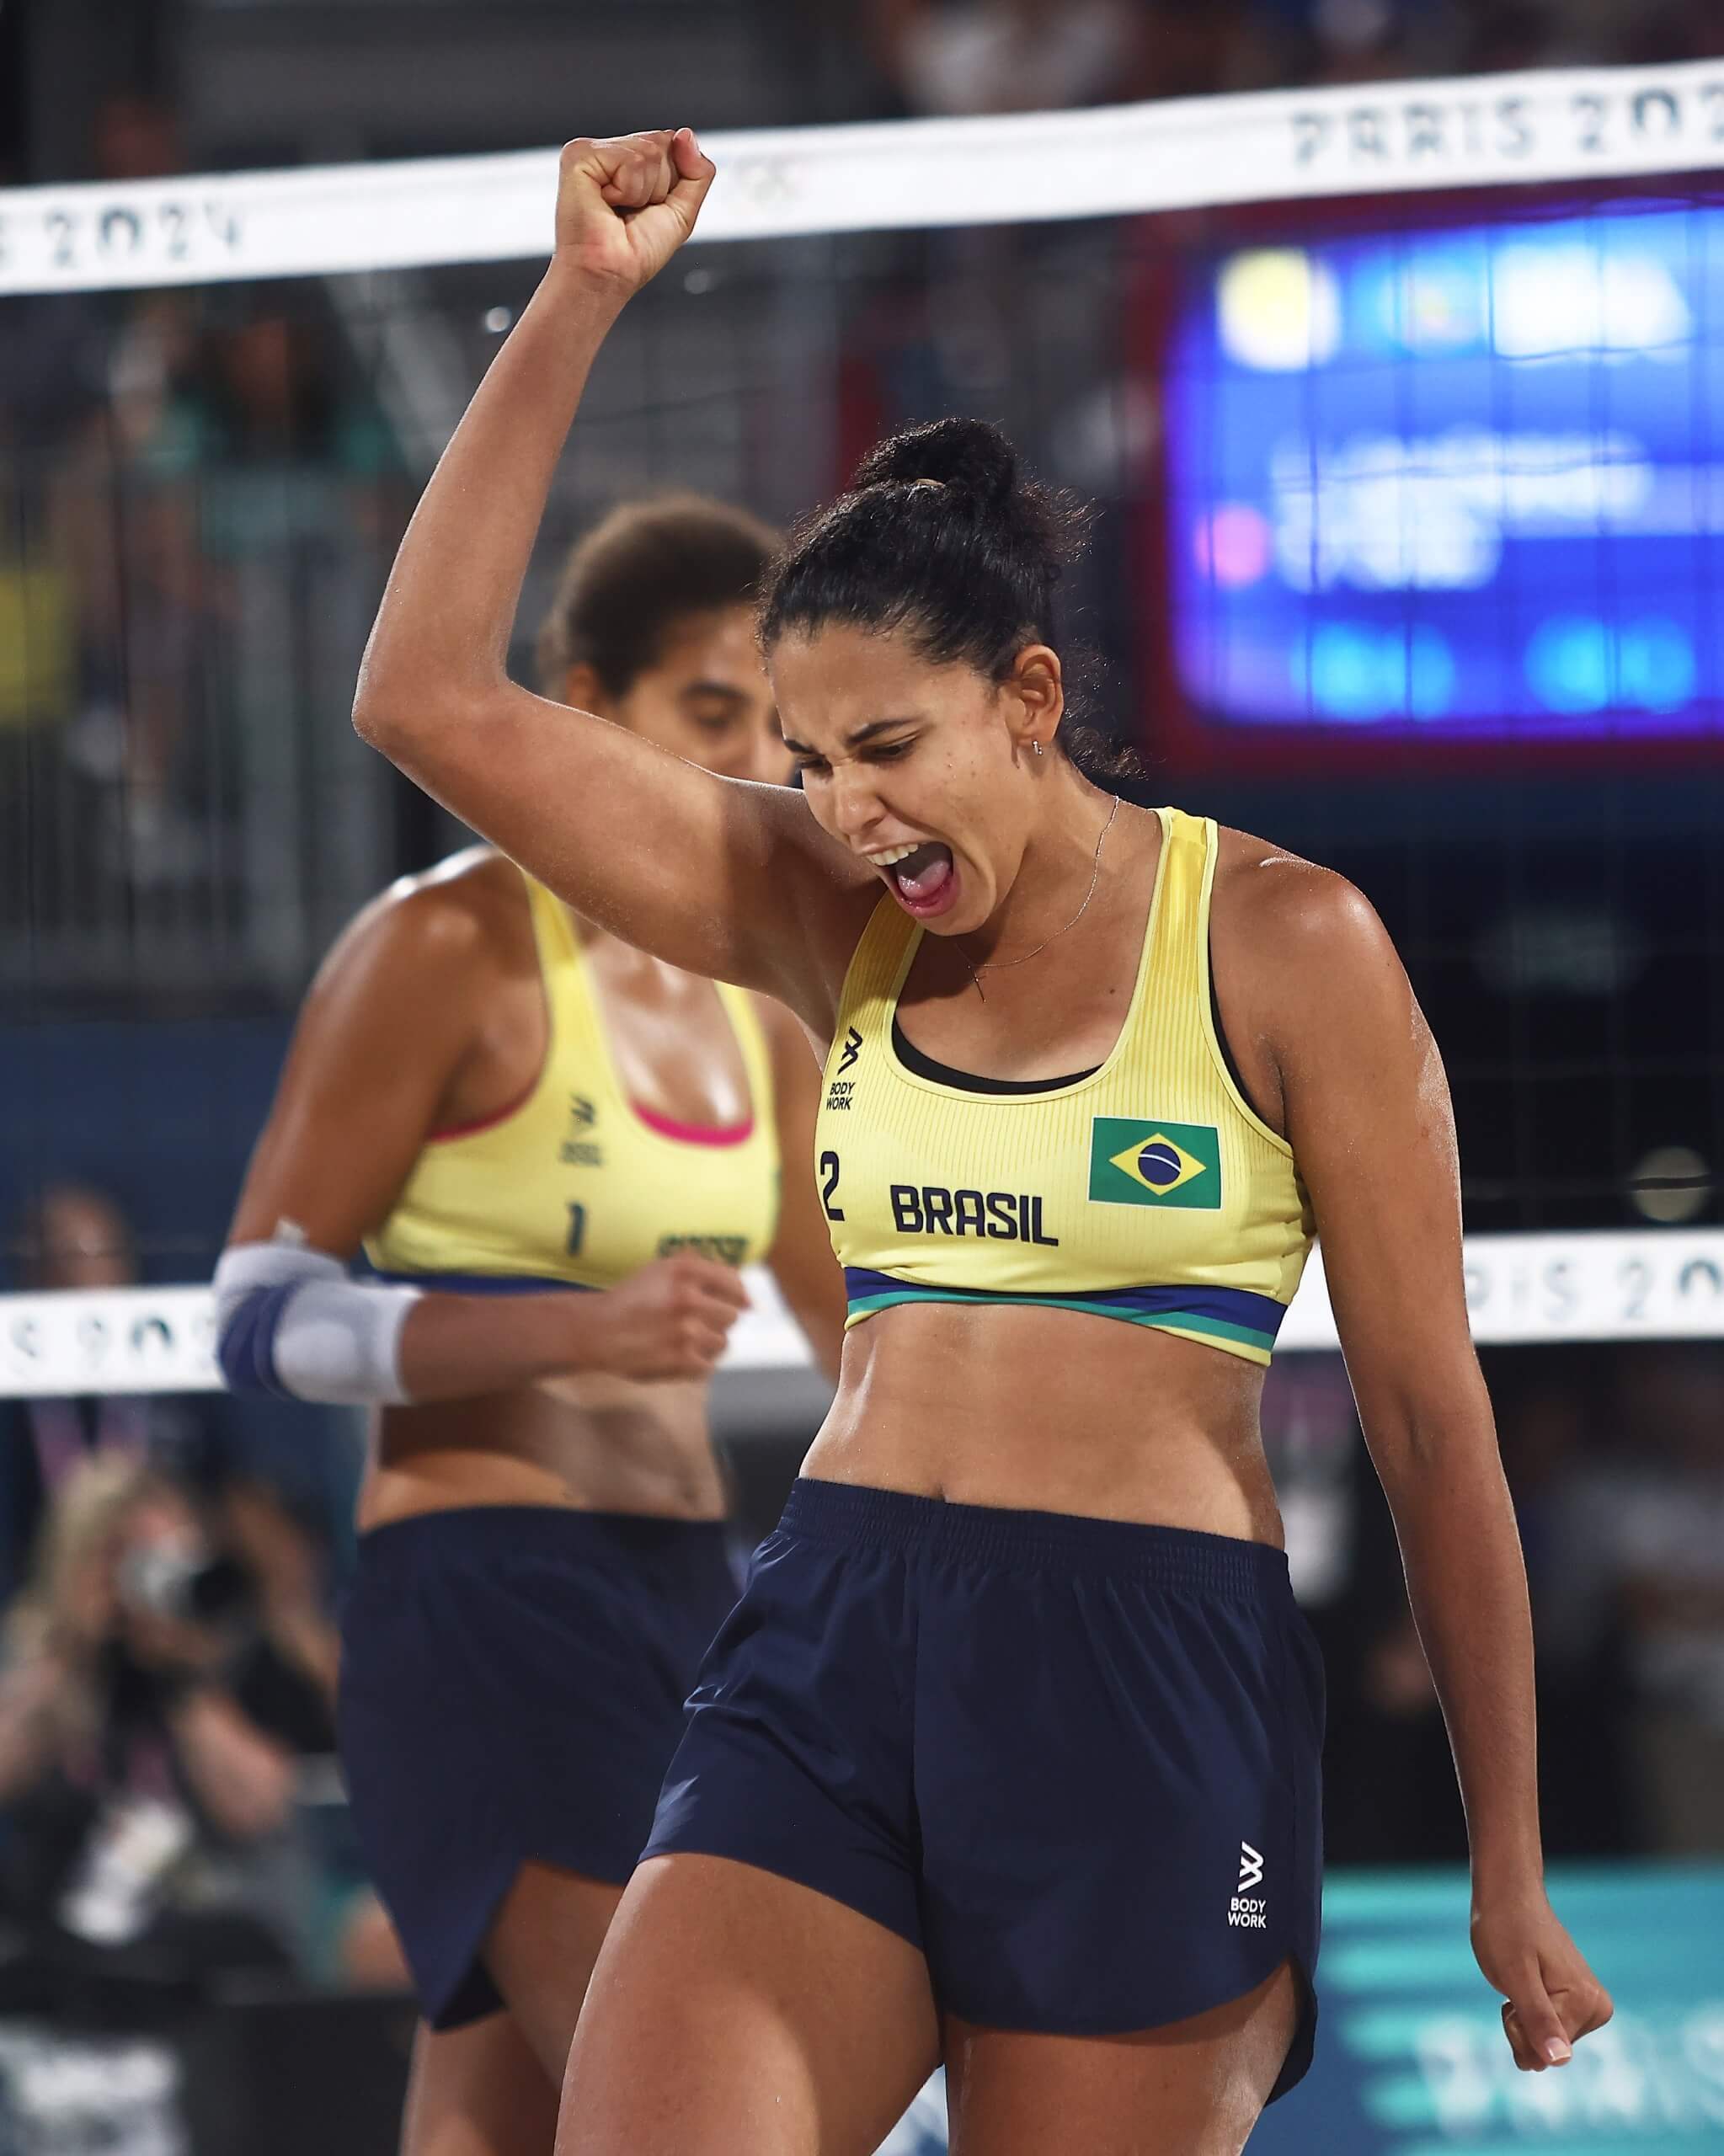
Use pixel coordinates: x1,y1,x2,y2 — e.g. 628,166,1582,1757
311,846,531,1002
1210,823,1411,1068
1212,824,1390,964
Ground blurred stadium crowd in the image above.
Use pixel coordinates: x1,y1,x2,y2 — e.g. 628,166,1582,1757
0,1181,402,2015
2,0,1722,2042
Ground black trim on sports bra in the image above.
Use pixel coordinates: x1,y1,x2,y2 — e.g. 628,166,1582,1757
1208,941,1273,1129
885,889,1269,1118
890,1014,1100,1096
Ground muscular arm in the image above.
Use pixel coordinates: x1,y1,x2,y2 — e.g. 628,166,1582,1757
351,133,868,1023
755,996,848,1384
1271,881,1533,1873
1236,857,1611,2068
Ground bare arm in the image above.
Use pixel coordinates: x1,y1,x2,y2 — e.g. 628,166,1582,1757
166,1689,297,1842
351,131,868,1022
0,1652,73,1801
227,875,744,1400
1245,862,1612,2072
755,996,848,1383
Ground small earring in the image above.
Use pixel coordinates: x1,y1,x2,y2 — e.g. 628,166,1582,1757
1030,739,1043,757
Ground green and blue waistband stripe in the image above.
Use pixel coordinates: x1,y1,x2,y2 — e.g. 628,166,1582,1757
841,1270,1286,1352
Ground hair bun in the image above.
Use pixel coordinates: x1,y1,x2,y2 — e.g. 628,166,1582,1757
852,418,1017,507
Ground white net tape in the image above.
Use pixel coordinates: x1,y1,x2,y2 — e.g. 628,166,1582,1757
1,58,1721,295
4,1229,1722,1396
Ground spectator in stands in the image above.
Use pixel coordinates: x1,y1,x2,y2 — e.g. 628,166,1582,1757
49,175,399,900
1253,1353,1470,1865
865,0,1302,114
1316,1418,1469,1865
218,1479,339,1753
88,88,184,184
211,1474,410,1994
1615,0,1724,63
1,91,195,901
1305,1358,1643,1866
0,1459,301,1986
0,1184,230,1607
867,0,1159,113
1497,1372,1636,1857
1578,1347,1724,1853
1452,0,1567,73
0,123,112,889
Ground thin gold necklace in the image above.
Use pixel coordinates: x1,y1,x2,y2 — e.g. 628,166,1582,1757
963,794,1121,1000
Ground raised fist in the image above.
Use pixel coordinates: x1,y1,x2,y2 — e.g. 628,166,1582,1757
554,128,716,296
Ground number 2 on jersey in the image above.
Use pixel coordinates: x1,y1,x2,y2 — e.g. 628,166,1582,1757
819,1150,845,1222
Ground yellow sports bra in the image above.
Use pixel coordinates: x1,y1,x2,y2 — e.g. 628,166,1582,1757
366,871,780,1293
813,806,1312,1365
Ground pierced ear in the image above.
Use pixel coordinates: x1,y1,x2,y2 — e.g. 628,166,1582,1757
1013,644,1065,735
563,663,609,718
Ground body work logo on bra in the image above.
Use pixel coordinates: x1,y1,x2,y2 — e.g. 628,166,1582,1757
1087,1118,1221,1209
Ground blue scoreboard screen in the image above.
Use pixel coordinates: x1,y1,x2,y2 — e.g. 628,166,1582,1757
1164,198,1724,750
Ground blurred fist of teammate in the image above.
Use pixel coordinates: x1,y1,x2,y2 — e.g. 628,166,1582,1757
583,1252,749,1381
555,129,716,296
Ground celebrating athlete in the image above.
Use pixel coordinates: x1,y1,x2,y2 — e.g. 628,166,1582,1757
350,130,1611,2156
216,490,846,2154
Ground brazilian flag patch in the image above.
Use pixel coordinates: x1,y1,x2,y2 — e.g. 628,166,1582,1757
1088,1118,1222,1209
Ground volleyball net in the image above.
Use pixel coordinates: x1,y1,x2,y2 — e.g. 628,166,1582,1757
3,1228,1724,1397
2,56,1722,1385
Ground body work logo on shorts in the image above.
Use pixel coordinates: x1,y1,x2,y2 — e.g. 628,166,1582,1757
1229,1841,1268,1929
1087,1118,1221,1209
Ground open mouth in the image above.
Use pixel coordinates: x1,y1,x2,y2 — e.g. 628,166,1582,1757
881,842,958,917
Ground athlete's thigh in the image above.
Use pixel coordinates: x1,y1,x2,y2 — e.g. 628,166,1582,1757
558,1854,941,2156
944,1960,1300,2156
400,2013,560,2156
482,1859,627,2087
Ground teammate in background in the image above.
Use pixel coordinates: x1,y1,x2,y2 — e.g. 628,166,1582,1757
216,494,847,2155
353,134,1613,2156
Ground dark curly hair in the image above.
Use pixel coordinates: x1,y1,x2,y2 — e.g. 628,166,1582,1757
758,418,1138,777
536,494,779,701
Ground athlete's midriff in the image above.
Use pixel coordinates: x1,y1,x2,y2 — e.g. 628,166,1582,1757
803,1300,1284,1546
357,1376,728,1532
354,862,769,1535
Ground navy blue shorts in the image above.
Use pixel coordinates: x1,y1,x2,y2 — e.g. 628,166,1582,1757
338,1504,738,2029
645,1481,1326,2101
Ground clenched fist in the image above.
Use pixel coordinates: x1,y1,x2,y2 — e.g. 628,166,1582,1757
579,1252,749,1381
554,128,716,297
1472,1892,1614,2073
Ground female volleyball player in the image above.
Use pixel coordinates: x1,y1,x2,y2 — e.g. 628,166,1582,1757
352,131,1613,2156
215,493,848,2154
